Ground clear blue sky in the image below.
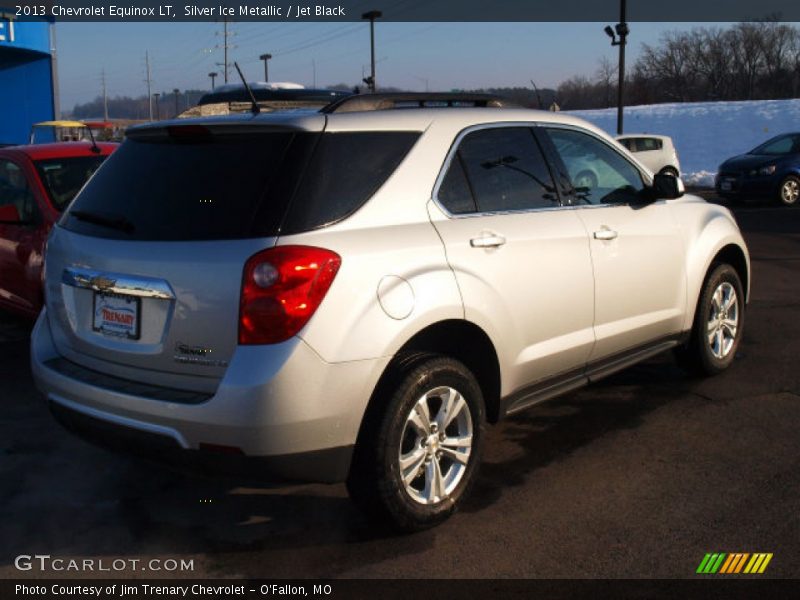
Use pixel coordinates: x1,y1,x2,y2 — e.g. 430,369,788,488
55,22,727,111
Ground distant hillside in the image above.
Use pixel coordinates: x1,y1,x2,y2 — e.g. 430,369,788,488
68,90,208,120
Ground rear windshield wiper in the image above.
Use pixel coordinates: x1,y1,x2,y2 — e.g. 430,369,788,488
68,210,135,234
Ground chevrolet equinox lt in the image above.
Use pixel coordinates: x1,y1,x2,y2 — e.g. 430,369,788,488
32,94,750,531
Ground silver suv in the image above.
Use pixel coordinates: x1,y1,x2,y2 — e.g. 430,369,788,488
31,94,750,531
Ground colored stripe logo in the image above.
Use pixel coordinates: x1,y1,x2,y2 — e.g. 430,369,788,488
697,553,773,574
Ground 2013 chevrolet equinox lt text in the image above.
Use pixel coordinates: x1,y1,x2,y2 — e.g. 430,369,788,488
31,94,750,531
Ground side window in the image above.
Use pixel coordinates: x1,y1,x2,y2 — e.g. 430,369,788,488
0,159,37,222
618,138,635,152
545,128,645,206
639,137,662,151
438,127,557,214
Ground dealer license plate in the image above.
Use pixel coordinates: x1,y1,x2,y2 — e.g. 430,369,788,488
92,293,141,340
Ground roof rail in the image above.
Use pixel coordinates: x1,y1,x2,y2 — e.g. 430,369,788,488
320,93,515,114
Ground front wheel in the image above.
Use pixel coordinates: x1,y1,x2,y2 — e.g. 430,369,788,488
347,356,485,532
778,175,800,206
675,263,744,376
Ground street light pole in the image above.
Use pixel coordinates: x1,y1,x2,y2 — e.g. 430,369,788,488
208,72,218,90
605,0,629,135
361,10,381,92
259,53,272,82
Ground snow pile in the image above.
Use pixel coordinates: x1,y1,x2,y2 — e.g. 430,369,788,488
568,99,800,188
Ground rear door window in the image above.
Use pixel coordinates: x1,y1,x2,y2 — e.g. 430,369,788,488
0,159,38,222
437,127,558,214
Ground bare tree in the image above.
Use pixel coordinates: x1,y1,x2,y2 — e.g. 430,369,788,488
595,56,617,108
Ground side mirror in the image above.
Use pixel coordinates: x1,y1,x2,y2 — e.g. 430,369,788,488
0,204,22,223
652,172,684,199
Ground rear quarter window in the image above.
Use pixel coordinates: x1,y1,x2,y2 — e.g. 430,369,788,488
280,131,420,234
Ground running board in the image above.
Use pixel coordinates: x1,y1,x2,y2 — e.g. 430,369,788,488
502,336,684,418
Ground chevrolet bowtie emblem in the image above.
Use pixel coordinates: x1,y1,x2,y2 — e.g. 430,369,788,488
90,276,116,291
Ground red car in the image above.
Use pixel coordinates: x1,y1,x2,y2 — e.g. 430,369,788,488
0,142,116,318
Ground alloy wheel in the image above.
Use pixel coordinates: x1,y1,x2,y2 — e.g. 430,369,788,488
398,386,473,505
707,281,739,359
781,179,799,205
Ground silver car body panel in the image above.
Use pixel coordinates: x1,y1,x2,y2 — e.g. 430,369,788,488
31,106,750,482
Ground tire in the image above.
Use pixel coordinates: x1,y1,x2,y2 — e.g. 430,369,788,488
574,170,598,190
660,166,680,178
346,355,485,532
675,263,744,376
778,175,800,206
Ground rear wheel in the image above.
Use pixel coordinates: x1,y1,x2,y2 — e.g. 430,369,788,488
778,175,799,206
675,263,744,376
347,355,485,532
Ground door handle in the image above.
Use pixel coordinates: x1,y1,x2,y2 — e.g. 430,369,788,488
470,234,506,248
593,228,618,241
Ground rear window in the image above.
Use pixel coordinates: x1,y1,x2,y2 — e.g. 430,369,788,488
34,155,108,211
621,137,663,153
61,129,419,241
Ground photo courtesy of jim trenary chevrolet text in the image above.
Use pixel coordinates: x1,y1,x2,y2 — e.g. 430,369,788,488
1,0,800,597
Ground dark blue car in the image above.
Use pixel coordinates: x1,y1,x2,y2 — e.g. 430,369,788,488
716,132,800,206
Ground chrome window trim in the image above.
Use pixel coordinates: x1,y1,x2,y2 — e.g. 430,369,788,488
62,266,176,300
431,121,652,220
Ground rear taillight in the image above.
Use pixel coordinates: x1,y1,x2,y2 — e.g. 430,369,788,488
239,246,341,345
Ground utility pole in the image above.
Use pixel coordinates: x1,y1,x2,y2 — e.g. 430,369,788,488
361,10,381,92
101,68,109,121
153,93,160,120
223,18,229,83
604,0,629,135
312,59,316,88
214,18,234,84
144,51,153,121
208,72,218,90
530,79,543,109
173,88,180,118
259,53,272,82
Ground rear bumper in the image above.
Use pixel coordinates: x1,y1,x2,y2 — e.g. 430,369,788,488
31,309,390,483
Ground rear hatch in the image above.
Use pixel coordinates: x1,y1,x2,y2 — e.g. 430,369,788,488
44,119,324,393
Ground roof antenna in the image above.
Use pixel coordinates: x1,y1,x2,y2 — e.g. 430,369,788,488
233,62,260,115
85,124,101,154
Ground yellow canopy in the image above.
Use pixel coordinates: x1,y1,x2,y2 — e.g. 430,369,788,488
32,120,88,128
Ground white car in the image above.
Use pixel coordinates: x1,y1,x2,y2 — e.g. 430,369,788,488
617,134,681,177
32,94,749,531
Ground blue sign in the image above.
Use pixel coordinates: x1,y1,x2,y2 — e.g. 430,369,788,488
0,9,52,54
0,11,55,145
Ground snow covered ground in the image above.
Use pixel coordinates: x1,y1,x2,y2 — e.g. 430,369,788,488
568,99,800,188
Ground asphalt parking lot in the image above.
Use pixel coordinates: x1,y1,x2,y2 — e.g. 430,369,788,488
1,199,798,579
